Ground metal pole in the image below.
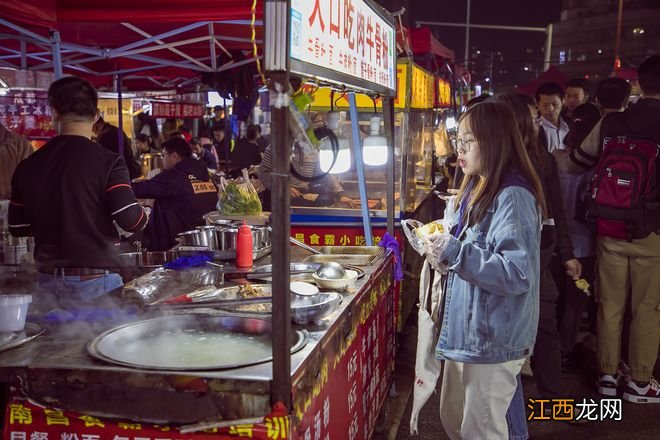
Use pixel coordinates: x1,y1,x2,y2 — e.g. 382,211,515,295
614,0,624,67
416,20,547,33
464,0,471,69
19,40,26,70
348,93,373,246
265,0,292,411
116,74,124,157
544,23,553,71
383,96,395,237
50,31,63,79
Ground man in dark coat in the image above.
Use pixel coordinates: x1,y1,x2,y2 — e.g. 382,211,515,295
132,137,218,251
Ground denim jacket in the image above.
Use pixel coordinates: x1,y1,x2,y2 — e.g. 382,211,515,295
435,185,542,364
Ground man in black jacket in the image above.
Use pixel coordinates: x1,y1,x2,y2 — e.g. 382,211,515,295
8,76,147,308
132,137,218,251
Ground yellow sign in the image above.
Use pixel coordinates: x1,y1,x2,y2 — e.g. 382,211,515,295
308,61,409,111
438,78,451,108
411,64,435,109
191,181,217,194
98,98,134,138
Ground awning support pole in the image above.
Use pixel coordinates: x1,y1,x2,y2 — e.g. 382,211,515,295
50,31,63,79
117,74,124,156
383,96,396,236
348,92,373,245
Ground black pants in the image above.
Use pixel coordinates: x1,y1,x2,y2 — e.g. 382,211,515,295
557,256,597,353
532,268,564,398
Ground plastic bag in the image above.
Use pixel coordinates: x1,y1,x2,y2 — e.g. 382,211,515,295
217,169,262,215
410,262,444,435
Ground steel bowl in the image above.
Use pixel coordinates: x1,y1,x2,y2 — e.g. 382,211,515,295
195,225,220,249
291,292,342,325
87,314,307,370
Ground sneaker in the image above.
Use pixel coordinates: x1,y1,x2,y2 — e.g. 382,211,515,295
597,373,619,396
622,377,660,404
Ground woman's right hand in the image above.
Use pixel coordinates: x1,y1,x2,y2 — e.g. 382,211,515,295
290,187,302,198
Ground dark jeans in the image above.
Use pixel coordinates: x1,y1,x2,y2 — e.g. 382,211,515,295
557,256,597,354
532,268,564,398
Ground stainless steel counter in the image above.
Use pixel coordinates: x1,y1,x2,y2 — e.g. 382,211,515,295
0,246,393,424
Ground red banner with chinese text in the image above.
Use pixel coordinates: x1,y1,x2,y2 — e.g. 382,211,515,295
2,399,291,440
150,102,205,118
291,261,396,440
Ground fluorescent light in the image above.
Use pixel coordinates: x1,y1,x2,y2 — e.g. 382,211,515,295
319,137,351,174
363,116,388,166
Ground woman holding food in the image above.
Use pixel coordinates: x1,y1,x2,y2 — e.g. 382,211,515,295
422,101,545,439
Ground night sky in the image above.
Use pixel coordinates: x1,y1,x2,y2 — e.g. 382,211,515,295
410,0,563,85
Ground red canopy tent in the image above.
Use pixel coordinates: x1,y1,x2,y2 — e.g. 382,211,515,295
0,0,264,91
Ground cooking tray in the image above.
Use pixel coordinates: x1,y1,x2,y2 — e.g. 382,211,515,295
87,314,307,371
0,323,44,353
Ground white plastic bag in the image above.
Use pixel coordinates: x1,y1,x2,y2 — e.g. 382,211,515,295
410,262,444,435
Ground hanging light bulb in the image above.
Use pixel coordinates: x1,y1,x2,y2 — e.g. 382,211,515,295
319,111,351,174
362,116,388,166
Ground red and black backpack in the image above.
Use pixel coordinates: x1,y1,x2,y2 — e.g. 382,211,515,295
586,113,660,241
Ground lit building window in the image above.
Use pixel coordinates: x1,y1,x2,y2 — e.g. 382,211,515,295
559,50,566,64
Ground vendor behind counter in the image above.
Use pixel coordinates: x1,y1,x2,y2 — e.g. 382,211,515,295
132,137,218,251
258,142,358,210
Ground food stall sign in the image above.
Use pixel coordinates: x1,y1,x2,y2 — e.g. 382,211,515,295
98,98,134,138
150,102,206,118
410,64,435,109
0,90,56,139
437,78,452,108
308,62,408,111
290,0,396,96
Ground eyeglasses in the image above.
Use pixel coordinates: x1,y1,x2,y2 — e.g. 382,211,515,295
450,135,476,154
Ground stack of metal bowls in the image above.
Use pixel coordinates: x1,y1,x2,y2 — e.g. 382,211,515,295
177,225,271,252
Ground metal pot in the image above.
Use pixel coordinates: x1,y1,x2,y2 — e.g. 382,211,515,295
214,226,239,251
252,225,271,248
195,225,219,249
119,251,179,268
139,153,163,177
176,230,206,247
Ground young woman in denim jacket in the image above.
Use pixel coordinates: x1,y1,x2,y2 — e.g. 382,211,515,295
423,101,546,440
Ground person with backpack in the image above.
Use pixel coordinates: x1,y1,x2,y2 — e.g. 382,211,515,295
557,54,660,403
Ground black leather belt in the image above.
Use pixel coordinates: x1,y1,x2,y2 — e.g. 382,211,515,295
39,268,111,276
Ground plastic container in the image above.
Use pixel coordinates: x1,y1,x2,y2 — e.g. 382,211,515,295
0,294,32,332
236,221,253,268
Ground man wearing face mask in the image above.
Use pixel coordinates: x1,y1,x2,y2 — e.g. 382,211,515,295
8,76,148,309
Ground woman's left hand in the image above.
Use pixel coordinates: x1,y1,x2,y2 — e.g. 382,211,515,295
423,233,453,272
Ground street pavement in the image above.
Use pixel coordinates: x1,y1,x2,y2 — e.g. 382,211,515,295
375,315,660,440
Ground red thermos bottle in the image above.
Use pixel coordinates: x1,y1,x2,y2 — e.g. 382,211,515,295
236,221,253,267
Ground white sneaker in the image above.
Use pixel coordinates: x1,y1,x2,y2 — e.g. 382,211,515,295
623,377,660,404
597,373,619,396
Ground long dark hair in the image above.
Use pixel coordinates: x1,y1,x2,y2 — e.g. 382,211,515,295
457,101,547,226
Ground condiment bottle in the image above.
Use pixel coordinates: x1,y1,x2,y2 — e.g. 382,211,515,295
236,221,253,267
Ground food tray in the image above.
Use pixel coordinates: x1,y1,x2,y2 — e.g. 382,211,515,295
87,314,307,370
204,211,271,226
319,246,384,257
0,323,44,353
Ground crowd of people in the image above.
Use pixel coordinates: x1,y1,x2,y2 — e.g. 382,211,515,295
419,54,660,439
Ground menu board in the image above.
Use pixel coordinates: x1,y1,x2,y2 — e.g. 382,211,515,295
0,91,56,139
290,0,396,95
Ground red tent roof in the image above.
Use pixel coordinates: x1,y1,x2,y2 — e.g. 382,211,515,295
409,27,455,62
0,1,263,91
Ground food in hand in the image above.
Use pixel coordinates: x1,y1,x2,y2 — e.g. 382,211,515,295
415,221,444,239
575,278,591,296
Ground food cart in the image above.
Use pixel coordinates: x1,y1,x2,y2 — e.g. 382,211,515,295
0,0,400,439
288,58,438,328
